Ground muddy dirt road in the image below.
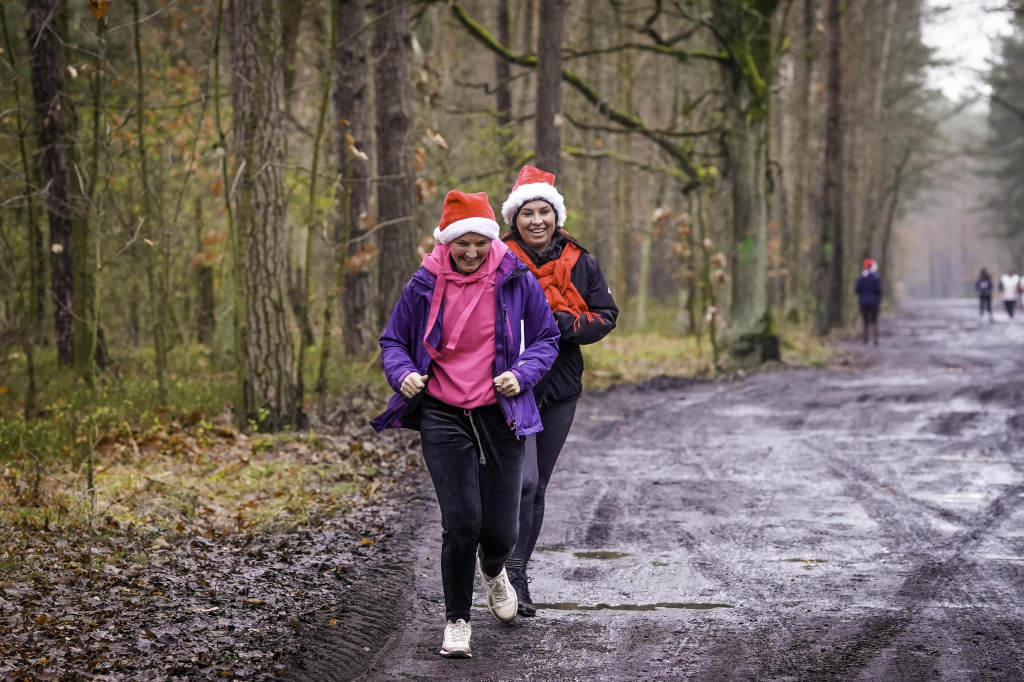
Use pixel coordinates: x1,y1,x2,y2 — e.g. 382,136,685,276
298,300,1024,681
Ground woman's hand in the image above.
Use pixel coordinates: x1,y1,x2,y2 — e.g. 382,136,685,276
401,372,428,398
493,371,521,397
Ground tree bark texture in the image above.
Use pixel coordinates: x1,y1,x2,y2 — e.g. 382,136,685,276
495,0,515,182
26,0,74,366
712,0,777,344
230,0,299,430
722,101,769,338
335,0,375,354
815,0,845,335
785,0,818,315
372,0,418,323
534,0,564,175
193,203,216,344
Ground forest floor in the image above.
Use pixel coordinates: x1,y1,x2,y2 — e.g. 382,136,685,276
11,299,1024,680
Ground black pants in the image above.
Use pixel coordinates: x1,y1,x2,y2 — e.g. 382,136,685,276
1004,300,1016,318
419,394,525,622
980,295,992,317
506,397,578,576
860,304,879,343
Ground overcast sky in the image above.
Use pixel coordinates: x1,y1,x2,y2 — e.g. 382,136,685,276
921,0,1014,101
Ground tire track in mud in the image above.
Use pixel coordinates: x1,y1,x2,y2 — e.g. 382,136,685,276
750,438,1024,679
283,474,434,682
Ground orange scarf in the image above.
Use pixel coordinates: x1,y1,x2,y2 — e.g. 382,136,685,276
506,239,598,328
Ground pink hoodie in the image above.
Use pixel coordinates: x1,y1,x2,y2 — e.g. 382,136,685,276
420,239,509,409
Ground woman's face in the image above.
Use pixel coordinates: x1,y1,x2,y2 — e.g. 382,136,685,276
449,233,491,274
515,200,557,251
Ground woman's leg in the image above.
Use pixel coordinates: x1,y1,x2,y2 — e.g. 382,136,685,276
419,397,484,623
508,399,578,572
505,435,538,575
472,403,526,579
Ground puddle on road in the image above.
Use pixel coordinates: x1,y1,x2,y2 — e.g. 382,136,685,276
782,558,826,570
538,602,733,612
573,551,632,560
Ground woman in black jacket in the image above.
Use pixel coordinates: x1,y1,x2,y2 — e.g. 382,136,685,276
499,166,619,616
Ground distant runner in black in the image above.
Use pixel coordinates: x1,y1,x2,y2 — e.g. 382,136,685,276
976,268,994,322
854,258,882,345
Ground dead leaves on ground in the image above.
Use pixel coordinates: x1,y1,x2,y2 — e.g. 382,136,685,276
0,411,421,679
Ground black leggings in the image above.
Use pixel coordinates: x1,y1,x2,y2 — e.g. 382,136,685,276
506,398,578,575
418,395,525,622
980,295,992,316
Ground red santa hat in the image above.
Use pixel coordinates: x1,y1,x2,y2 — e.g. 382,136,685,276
863,258,877,271
433,190,500,244
501,165,567,228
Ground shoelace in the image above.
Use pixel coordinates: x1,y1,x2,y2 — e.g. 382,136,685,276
489,574,508,600
448,620,471,641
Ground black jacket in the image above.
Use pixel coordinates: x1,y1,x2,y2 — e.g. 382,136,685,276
504,230,619,406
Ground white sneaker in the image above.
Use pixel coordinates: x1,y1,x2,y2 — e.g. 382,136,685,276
477,557,517,623
440,618,472,658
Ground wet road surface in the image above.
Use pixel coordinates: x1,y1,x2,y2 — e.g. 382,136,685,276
308,300,1024,681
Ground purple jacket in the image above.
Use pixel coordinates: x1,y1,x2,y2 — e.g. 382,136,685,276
370,250,560,437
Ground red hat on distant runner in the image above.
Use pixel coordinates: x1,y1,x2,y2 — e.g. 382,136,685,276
433,190,499,244
863,258,877,271
501,165,567,227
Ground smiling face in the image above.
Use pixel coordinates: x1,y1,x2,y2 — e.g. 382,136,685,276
515,200,557,252
449,233,491,274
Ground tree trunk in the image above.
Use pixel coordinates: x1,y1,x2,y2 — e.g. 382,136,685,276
584,1,614,271
786,0,818,317
373,0,417,323
214,0,247,423
534,0,564,174
26,0,74,366
710,0,780,365
231,0,300,430
2,4,43,414
334,0,375,355
495,0,515,182
280,0,304,108
134,0,168,402
723,100,769,338
814,0,845,335
298,0,335,419
193,202,216,344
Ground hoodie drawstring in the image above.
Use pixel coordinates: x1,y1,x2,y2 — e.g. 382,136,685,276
465,409,486,465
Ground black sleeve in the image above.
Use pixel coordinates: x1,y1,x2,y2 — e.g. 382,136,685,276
560,252,618,345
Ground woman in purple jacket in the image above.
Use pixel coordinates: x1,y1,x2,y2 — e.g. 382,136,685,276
371,190,559,659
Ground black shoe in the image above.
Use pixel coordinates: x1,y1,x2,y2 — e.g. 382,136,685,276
508,570,536,617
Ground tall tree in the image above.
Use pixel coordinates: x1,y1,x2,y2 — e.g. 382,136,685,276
133,0,167,401
335,0,375,355
984,10,1024,262
534,0,565,174
230,0,300,430
373,0,417,321
783,0,819,316
26,0,74,366
814,0,845,334
710,0,782,361
494,0,515,181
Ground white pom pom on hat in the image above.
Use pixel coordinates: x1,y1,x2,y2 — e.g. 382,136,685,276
501,165,567,228
432,190,500,244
